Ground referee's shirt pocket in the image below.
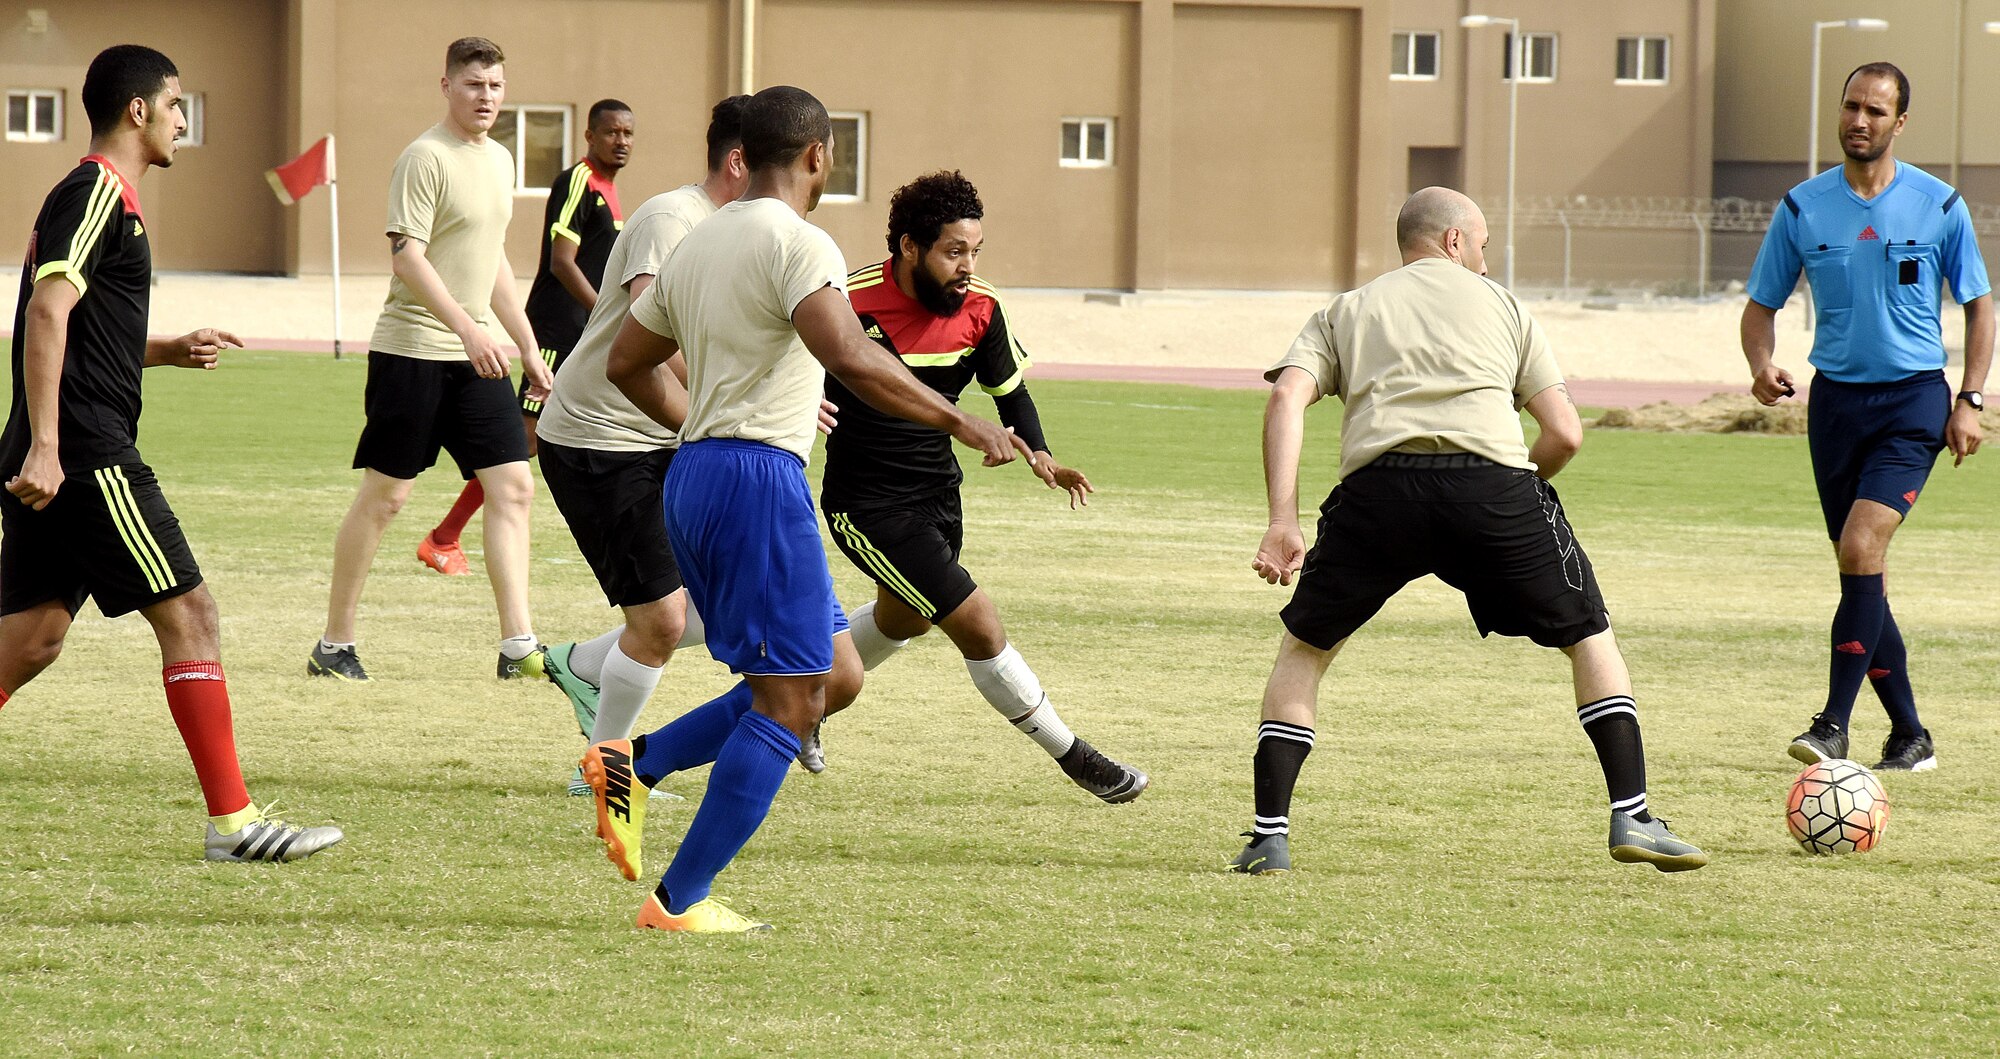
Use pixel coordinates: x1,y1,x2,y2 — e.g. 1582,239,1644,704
1803,245,1854,310
1886,242,1938,306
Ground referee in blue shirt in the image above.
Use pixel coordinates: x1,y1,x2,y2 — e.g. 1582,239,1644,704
1743,61,1993,773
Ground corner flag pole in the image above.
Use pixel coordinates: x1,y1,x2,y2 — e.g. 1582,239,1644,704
327,134,344,360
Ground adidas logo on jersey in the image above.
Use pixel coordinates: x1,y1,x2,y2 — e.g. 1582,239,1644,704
864,324,886,339
133,220,144,237
1858,225,1879,241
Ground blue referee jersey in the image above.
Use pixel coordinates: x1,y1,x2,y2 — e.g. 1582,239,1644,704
1746,162,1990,384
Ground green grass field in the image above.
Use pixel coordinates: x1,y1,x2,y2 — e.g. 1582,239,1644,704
4,353,2000,1055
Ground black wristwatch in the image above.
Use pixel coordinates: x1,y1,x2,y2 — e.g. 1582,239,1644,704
1957,390,1985,412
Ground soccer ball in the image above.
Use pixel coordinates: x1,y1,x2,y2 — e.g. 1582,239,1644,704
1786,759,1889,855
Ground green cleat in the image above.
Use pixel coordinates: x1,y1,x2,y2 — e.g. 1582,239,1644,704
1228,832,1291,875
1609,811,1708,872
543,642,601,738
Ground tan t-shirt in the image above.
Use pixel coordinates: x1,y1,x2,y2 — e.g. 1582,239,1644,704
628,197,849,461
537,184,720,452
1266,257,1564,480
369,124,515,361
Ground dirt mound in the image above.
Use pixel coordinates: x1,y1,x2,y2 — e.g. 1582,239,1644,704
1592,393,1808,434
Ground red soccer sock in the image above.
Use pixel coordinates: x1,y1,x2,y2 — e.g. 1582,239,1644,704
162,661,252,818
431,479,486,547
0,685,9,711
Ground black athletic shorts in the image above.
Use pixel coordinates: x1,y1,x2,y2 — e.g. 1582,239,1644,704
1281,453,1610,651
824,490,978,624
0,460,203,618
539,440,681,607
353,351,529,480
518,344,570,417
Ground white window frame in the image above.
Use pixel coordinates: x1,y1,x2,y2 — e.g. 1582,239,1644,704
1391,31,1441,81
1060,116,1115,169
175,92,205,147
6,88,62,143
1614,36,1670,85
1504,32,1558,84
493,104,573,195
824,111,868,203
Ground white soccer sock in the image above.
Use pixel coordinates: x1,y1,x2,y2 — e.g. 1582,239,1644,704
847,601,909,671
567,627,624,685
591,642,665,742
678,602,706,650
318,639,355,654
499,633,539,661
965,644,1076,758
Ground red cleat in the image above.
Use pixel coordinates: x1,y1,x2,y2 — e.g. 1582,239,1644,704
417,532,470,576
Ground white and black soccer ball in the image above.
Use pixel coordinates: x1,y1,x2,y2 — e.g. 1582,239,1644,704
1786,759,1889,855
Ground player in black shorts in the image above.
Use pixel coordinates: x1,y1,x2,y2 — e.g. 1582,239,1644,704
420,99,633,574
1236,187,1704,876
0,45,341,862
815,170,1146,803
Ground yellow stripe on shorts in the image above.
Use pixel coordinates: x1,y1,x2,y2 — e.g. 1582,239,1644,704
829,513,934,616
95,467,175,593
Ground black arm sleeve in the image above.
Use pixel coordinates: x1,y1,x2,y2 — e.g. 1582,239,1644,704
992,385,1049,454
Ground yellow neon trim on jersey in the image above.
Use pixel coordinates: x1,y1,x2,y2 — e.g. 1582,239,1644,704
901,348,972,367
846,263,884,282
548,222,582,245
62,172,121,289
552,164,591,243
33,260,86,297
95,468,175,593
846,275,886,293
830,513,934,615
979,366,1026,396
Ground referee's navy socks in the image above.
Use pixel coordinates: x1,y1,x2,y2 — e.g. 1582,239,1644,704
1868,604,1924,736
1823,572,1887,729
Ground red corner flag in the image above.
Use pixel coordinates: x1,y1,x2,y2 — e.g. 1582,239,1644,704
266,136,332,205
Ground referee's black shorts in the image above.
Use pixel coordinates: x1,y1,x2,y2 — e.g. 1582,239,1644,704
353,351,529,481
538,440,682,608
824,490,978,624
1281,453,1610,651
0,460,203,619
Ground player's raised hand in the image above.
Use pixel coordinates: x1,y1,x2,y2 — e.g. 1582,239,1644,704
520,345,554,402
1751,363,1796,406
1947,404,1983,466
176,328,241,369
6,444,63,510
1253,521,1306,586
817,398,840,436
1030,453,1094,509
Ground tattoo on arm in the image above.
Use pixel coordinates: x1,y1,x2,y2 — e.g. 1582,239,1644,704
390,236,409,255
1559,384,1575,407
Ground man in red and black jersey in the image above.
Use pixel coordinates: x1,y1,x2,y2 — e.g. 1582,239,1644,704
0,45,341,862
816,170,1145,803
421,98,633,573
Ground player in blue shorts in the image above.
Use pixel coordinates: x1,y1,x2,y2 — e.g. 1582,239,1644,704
1742,62,1992,772
582,86,1024,933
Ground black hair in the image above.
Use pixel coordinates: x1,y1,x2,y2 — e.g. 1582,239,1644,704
1845,61,1910,115
886,171,984,255
587,99,632,130
739,86,830,171
706,94,751,171
446,37,505,75
82,44,178,137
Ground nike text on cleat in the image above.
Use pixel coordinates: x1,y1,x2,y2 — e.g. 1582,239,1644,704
306,643,370,681
1787,711,1849,765
417,533,471,576
796,721,826,774
205,804,344,863
1229,832,1291,875
1874,728,1938,772
497,645,550,681
544,642,601,738
1608,811,1707,872
582,740,647,881
1056,738,1148,804
636,894,771,934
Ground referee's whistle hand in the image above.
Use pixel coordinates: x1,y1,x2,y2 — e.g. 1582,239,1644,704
1750,365,1795,406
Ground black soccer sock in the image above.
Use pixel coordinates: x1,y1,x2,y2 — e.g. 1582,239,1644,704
1822,573,1887,728
1252,721,1314,841
1868,604,1924,736
1577,695,1650,822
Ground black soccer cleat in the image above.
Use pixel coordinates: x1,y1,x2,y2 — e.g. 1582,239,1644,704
1787,712,1848,766
1873,728,1937,772
1229,832,1291,875
1056,738,1147,804
306,643,370,681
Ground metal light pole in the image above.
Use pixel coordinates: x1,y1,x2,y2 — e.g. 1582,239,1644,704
1961,21,2000,189
1809,19,1889,185
1461,14,1521,290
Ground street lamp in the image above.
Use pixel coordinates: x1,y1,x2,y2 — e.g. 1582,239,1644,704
1808,18,1889,185
1461,14,1520,289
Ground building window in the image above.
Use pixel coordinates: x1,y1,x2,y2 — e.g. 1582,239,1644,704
1060,117,1114,168
6,89,61,143
175,92,205,147
1392,31,1440,80
1503,32,1558,83
491,105,572,192
1616,36,1669,84
825,111,866,202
